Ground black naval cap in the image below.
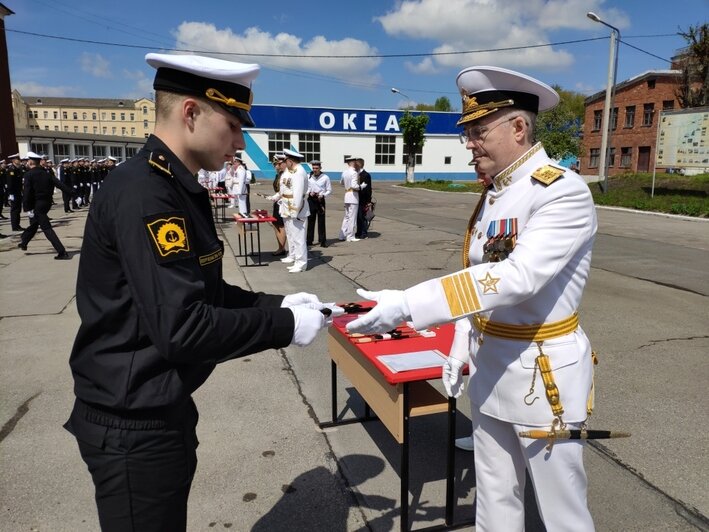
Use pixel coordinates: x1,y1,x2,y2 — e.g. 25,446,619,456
146,53,260,128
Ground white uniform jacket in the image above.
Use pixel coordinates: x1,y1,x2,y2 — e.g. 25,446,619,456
308,173,332,198
406,144,598,426
340,167,362,204
279,164,310,220
233,166,248,196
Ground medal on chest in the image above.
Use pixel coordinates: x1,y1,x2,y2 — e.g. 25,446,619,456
482,218,518,262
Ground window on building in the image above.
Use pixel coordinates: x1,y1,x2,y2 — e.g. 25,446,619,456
130,113,135,120
92,112,97,120
53,111,58,119
102,112,106,120
43,111,48,119
643,104,654,126
31,142,50,155
93,146,106,158
45,125,49,130
126,147,138,159
74,126,79,132
610,107,618,130
102,127,107,134
267,132,291,160
375,135,396,165
298,133,320,162
143,120,149,128
64,126,69,132
63,111,68,119
625,106,635,128
131,128,136,136
120,113,126,121
93,127,98,133
36,98,42,104
620,147,632,167
82,112,87,120
662,100,675,111
112,127,116,134
27,110,33,119
121,127,127,136
110,146,122,160
54,143,71,163
589,148,600,168
83,126,88,133
118,101,124,107
54,126,59,131
143,106,148,114
647,79,656,89
73,112,78,119
402,144,423,165
593,110,602,131
608,147,616,167
111,112,116,120
444,156,452,165
75,145,90,157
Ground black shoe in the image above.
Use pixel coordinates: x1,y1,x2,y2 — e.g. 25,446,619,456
12,226,25,232
320,241,329,248
55,252,70,260
271,250,286,257
18,242,27,251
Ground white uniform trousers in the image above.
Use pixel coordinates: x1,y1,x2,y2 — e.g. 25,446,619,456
339,203,358,240
237,195,248,215
471,408,594,532
285,217,308,269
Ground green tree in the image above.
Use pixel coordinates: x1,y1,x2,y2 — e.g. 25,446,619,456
535,85,585,160
399,110,429,183
676,23,709,108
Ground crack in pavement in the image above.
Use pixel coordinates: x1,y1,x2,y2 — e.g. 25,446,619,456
0,392,41,443
636,335,709,350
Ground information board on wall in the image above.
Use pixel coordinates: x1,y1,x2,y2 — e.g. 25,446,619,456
655,107,709,169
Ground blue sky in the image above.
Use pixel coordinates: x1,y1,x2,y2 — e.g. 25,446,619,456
5,0,708,110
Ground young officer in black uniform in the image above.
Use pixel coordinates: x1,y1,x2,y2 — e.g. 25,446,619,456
18,152,75,259
64,53,338,532
6,153,25,231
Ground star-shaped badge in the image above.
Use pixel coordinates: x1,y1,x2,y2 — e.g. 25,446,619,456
477,272,501,294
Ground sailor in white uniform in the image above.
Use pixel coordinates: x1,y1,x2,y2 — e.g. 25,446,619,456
347,66,597,531
339,156,366,242
278,149,309,273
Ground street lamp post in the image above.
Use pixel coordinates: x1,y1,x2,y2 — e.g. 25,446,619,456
587,11,620,193
391,87,417,182
390,87,412,108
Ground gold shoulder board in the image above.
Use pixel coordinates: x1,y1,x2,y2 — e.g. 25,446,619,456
148,151,173,177
531,165,565,185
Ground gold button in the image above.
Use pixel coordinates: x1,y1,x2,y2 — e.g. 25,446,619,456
489,198,495,205
477,232,482,239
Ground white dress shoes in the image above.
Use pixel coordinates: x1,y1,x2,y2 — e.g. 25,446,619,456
346,237,360,242
280,257,295,264
455,436,474,451
288,264,307,273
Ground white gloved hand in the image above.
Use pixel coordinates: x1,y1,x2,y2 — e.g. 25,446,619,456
345,288,411,334
281,292,321,308
290,305,327,347
359,183,368,189
7,195,14,201
442,319,472,398
26,210,35,218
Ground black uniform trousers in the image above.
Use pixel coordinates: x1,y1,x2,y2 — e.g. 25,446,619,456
65,399,199,532
10,196,22,229
62,189,73,212
20,200,66,253
355,202,370,238
306,196,326,245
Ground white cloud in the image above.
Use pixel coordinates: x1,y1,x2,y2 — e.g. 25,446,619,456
405,57,440,75
172,22,381,80
121,70,154,99
80,52,112,78
12,81,77,96
376,0,628,73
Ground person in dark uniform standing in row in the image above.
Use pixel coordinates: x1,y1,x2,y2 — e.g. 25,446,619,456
64,52,338,532
6,153,25,231
355,157,373,239
0,159,8,220
57,159,74,213
18,152,75,259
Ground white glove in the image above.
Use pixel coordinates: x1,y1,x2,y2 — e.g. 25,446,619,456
359,183,368,189
442,319,472,398
26,210,35,218
76,197,83,206
290,305,326,347
345,288,411,334
281,292,321,308
7,195,13,201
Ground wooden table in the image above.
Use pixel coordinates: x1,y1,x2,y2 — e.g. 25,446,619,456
322,309,473,531
233,212,277,266
210,193,232,223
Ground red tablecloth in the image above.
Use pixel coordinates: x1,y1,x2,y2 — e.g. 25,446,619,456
331,303,456,385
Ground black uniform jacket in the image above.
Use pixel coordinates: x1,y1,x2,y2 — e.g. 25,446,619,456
7,164,24,197
22,167,73,211
69,135,295,411
358,170,372,205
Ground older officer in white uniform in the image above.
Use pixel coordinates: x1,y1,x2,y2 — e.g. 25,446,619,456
231,155,249,214
277,148,309,272
347,66,597,531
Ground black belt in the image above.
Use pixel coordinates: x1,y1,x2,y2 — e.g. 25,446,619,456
74,398,194,431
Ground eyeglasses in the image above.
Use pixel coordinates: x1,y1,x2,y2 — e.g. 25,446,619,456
459,116,519,144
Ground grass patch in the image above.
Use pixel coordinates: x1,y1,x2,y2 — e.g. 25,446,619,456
401,173,709,217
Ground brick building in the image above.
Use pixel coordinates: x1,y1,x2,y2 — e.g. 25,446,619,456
581,70,682,175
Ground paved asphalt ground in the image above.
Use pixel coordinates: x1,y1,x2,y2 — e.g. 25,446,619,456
1,180,707,532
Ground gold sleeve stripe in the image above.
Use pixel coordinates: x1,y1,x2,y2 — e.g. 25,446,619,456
441,272,481,318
